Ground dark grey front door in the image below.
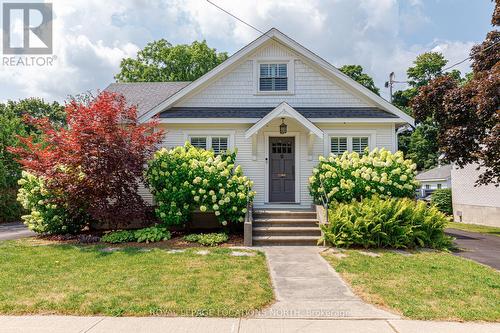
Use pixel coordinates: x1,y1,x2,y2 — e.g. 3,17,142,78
269,137,295,202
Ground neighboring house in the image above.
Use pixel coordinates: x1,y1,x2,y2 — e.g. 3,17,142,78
451,164,500,227
106,28,414,209
415,164,452,198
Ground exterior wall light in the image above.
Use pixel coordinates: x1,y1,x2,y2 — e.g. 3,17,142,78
279,117,287,134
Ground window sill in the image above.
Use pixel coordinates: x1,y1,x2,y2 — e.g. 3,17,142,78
254,91,295,96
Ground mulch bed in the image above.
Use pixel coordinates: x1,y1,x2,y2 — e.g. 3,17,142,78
32,231,244,248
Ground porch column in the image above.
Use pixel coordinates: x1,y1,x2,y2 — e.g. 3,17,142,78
308,132,315,160
251,132,258,160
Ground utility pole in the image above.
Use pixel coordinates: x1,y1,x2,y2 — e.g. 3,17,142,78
384,72,406,103
384,72,396,103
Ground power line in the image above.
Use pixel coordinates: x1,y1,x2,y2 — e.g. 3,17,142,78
441,39,499,72
206,0,266,35
206,0,498,97
205,0,303,56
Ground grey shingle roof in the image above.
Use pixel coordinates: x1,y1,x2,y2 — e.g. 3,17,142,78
159,107,398,119
104,82,190,118
416,165,452,181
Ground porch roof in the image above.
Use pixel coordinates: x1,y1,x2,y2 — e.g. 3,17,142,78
244,102,323,139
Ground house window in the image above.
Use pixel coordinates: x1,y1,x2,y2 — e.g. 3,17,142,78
330,136,370,155
259,63,287,91
190,137,207,149
331,137,348,155
425,184,430,190
352,137,369,154
211,137,228,154
437,184,442,189
189,135,229,154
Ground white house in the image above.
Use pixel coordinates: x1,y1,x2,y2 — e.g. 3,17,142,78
107,28,413,207
106,29,414,244
415,165,452,198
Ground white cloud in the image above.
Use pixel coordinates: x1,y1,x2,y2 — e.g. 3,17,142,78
0,0,479,102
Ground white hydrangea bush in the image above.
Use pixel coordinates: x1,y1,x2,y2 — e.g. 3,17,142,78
145,143,255,226
17,171,86,234
309,148,419,203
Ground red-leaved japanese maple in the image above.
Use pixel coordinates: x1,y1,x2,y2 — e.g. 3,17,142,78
10,92,163,229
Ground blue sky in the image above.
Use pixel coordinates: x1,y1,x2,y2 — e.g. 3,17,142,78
0,0,496,102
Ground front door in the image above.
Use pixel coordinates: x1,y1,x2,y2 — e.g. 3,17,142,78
269,137,295,202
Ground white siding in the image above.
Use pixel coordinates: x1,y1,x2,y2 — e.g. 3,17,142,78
148,122,396,207
173,41,372,109
451,164,500,226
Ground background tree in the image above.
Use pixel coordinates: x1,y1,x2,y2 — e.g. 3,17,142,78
412,2,499,185
0,99,65,223
339,65,380,95
392,52,466,170
10,92,164,229
115,39,228,82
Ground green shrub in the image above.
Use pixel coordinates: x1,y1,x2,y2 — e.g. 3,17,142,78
17,171,87,234
183,233,229,246
101,230,136,243
101,226,171,244
146,143,254,227
309,148,418,204
431,188,452,215
0,187,23,223
134,226,171,243
321,197,452,249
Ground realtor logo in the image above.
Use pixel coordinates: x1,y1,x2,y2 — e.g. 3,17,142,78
2,2,53,54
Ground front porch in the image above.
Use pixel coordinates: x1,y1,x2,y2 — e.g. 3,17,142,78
244,102,323,208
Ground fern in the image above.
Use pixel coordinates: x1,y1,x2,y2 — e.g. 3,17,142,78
321,197,453,249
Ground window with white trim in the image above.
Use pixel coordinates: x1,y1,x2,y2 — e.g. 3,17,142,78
190,137,207,149
352,137,369,154
189,136,229,154
259,63,287,91
331,137,348,155
211,137,228,154
330,136,370,155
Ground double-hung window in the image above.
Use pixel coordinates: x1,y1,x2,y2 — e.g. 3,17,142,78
190,137,207,149
189,136,229,154
352,137,369,154
259,63,287,91
331,137,348,155
210,137,229,154
330,136,370,155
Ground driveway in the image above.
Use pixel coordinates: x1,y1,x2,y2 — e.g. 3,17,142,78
0,222,35,241
446,228,500,270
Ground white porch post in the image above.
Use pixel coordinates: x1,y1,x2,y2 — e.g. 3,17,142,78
251,133,258,160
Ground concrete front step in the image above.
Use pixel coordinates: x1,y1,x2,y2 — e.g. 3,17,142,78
253,218,319,227
253,235,320,246
253,226,321,237
253,210,317,220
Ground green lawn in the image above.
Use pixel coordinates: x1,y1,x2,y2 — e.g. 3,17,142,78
447,222,500,237
323,250,500,321
0,240,273,317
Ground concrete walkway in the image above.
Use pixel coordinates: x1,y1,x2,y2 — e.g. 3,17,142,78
1,316,499,333
0,222,35,242
446,228,500,269
255,246,398,319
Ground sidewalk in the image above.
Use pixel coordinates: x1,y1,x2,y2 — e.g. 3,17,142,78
255,246,397,319
1,316,499,333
